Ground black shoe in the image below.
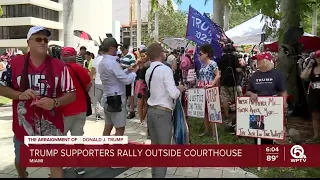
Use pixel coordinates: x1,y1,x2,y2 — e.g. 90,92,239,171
127,112,135,119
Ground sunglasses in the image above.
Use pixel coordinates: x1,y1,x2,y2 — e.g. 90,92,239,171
30,37,49,44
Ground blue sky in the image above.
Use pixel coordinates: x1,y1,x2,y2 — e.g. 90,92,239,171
176,0,213,14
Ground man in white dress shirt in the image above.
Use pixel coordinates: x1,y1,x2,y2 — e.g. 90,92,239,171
99,38,137,136
145,43,184,178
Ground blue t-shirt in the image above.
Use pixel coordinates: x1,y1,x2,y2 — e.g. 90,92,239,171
247,69,286,96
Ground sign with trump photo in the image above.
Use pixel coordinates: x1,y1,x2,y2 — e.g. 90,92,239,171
236,97,285,140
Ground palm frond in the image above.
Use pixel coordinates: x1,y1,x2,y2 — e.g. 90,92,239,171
204,0,210,5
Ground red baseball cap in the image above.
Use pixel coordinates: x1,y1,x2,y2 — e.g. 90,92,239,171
252,52,273,61
314,50,320,58
61,47,77,57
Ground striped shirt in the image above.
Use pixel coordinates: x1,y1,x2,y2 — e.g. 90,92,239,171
76,54,84,65
120,53,136,69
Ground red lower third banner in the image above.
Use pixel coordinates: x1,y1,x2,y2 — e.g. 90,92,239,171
20,145,320,167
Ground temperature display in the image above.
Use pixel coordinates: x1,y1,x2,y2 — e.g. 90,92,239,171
266,154,279,161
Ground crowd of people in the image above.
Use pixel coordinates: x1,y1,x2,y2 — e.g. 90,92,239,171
0,25,320,178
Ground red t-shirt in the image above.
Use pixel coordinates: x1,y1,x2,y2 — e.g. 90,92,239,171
62,62,91,116
0,53,75,142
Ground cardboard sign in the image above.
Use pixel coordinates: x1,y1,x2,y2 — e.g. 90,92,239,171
187,88,205,118
206,87,222,123
236,97,285,140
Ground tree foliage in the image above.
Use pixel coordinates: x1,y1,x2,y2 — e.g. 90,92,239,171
0,5,3,17
143,5,187,45
228,3,259,29
150,0,183,13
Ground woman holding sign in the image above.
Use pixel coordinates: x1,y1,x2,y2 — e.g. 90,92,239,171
197,44,221,139
246,52,287,145
301,50,320,144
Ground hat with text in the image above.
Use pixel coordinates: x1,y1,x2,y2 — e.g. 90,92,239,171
27,26,51,40
61,47,77,57
252,52,273,61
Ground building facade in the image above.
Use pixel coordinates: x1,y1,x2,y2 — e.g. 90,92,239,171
120,21,148,49
0,0,63,53
0,0,113,55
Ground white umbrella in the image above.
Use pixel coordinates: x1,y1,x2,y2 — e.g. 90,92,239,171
162,37,188,49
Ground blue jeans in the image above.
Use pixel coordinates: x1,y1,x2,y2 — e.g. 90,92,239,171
13,136,22,163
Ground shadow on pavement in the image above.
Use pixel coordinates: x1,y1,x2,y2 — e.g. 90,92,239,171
0,116,13,121
64,167,129,178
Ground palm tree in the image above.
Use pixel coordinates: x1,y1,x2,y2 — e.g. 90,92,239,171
204,0,229,29
63,0,74,47
150,0,182,42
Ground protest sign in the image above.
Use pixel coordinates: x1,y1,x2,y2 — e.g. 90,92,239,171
206,87,222,123
187,69,196,82
236,97,285,140
187,88,205,118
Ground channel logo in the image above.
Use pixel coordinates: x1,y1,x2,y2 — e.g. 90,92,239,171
290,145,307,163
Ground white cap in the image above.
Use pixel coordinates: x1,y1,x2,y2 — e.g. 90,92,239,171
27,26,51,40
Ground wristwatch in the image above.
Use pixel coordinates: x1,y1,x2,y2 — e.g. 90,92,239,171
53,98,60,108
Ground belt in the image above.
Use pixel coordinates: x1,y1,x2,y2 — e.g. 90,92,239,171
150,105,172,112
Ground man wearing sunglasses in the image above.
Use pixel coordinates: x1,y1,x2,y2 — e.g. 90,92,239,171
0,26,76,178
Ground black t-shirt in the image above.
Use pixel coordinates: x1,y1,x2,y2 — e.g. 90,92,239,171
247,69,286,96
217,53,241,87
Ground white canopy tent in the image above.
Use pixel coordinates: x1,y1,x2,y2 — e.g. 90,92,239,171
226,14,315,46
225,14,280,45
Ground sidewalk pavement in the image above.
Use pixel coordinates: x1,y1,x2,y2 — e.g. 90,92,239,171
0,106,258,178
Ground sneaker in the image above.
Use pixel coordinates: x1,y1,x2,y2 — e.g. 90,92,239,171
127,112,135,119
140,121,147,128
74,168,85,175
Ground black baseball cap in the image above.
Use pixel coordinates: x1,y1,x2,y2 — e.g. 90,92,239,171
102,37,120,49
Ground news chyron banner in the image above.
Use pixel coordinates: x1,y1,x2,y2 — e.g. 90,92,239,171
20,136,319,167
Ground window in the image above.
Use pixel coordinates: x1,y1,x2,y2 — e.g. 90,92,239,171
0,26,59,41
1,5,59,22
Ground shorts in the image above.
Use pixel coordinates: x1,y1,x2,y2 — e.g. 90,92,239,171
221,86,242,103
13,136,22,163
126,84,134,97
104,103,127,128
63,112,87,136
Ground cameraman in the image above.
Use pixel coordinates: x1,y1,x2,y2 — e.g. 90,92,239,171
217,44,243,122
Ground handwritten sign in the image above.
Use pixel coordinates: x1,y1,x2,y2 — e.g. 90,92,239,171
187,88,205,118
236,97,285,140
206,87,222,123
